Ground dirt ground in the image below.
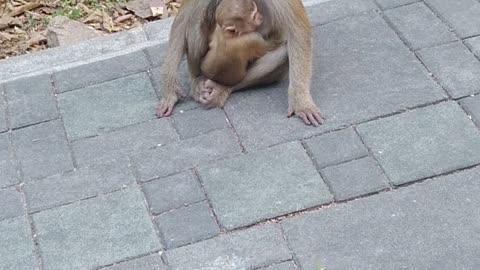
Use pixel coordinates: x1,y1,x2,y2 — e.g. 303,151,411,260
0,0,181,59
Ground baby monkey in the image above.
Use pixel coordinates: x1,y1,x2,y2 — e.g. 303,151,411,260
200,0,270,86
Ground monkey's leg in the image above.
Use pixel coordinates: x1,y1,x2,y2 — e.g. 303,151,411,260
198,46,288,109
156,14,188,117
283,0,324,126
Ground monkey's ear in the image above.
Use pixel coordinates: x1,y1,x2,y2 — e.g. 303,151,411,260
251,2,263,26
224,25,237,36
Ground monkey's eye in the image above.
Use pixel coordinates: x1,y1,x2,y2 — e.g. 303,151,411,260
226,28,237,36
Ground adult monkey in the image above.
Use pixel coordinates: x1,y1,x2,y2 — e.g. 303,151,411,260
157,0,324,126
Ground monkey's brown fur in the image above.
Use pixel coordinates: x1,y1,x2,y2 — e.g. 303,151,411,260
201,25,269,86
157,0,325,126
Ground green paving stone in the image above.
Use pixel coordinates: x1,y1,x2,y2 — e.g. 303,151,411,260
425,0,480,38
417,42,480,98
143,171,205,214
72,119,177,167
0,88,6,132
320,157,390,201
198,142,333,230
357,102,480,185
33,188,161,270
384,2,456,50
0,133,18,188
4,74,58,129
307,0,377,26
172,108,229,139
12,120,74,181
304,128,368,169
165,224,291,270
460,95,480,126
376,0,420,9
260,261,298,270
133,129,241,181
54,50,151,93
101,254,167,270
0,186,24,221
282,167,480,269
58,72,158,141
24,159,135,212
155,202,220,249
465,36,480,58
0,217,37,270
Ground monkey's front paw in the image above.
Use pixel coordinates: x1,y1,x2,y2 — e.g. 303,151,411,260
196,79,230,109
156,96,179,117
288,103,325,127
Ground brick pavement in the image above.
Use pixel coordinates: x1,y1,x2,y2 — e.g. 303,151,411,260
1,0,480,269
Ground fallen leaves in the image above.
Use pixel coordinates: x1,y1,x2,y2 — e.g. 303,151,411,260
0,0,182,59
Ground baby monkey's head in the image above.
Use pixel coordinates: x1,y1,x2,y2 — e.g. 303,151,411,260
216,0,263,38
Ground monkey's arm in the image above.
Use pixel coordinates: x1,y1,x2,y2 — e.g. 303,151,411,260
272,0,324,126
157,4,190,117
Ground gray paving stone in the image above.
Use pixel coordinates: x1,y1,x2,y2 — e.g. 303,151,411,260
33,188,161,270
144,43,167,67
24,160,135,213
417,42,480,98
165,224,291,270
460,95,480,126
72,119,177,167
155,202,220,249
54,50,150,93
259,261,297,270
4,74,58,129
0,187,23,221
149,64,200,112
304,128,368,169
0,27,148,77
172,108,229,139
198,142,333,230
384,2,457,50
0,217,37,270
0,89,6,132
425,0,480,38
357,102,480,185
282,166,480,270
143,17,174,42
307,0,377,26
226,12,446,150
321,157,390,201
143,171,205,214
101,254,166,270
375,0,420,9
465,36,480,57
58,72,158,141
13,120,74,181
0,133,18,188
133,129,241,181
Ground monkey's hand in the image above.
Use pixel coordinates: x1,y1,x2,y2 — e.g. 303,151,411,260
195,79,231,109
288,99,325,127
156,94,179,117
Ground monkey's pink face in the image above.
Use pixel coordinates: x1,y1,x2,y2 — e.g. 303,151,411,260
222,11,263,38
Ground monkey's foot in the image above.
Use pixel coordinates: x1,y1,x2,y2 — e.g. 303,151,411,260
156,95,179,117
288,102,325,127
195,79,231,109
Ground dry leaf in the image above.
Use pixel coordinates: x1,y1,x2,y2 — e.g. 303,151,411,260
125,0,164,19
0,32,16,41
26,31,46,46
82,10,103,24
151,6,164,17
114,14,133,23
10,2,43,17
